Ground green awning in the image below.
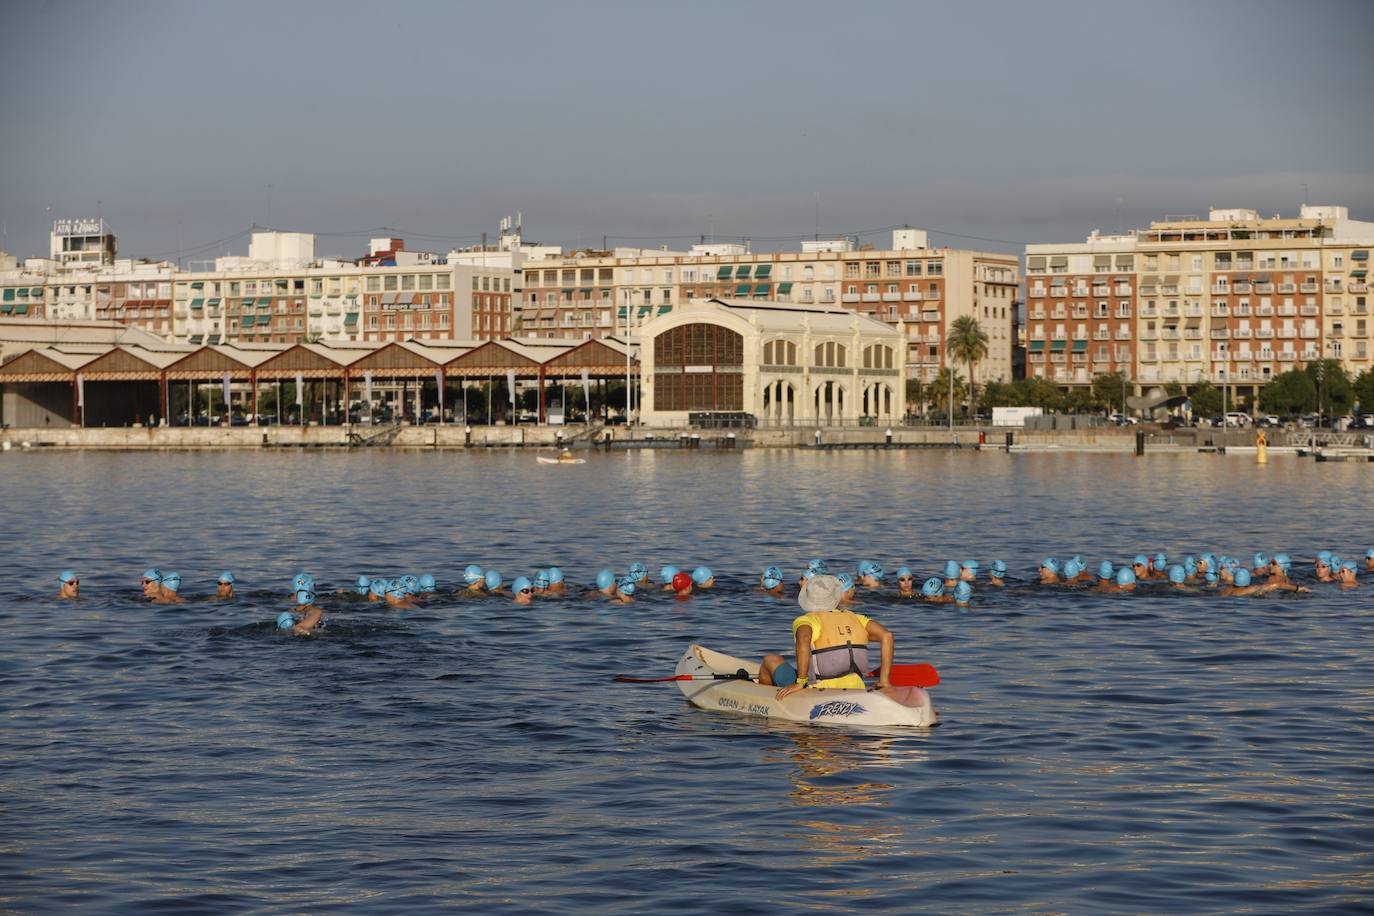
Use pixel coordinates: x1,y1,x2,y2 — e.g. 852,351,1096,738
2,289,12,301
657,306,672,315
13,303,29,315
241,315,254,327
776,281,793,293
207,334,221,344
735,265,752,278
344,313,359,326
0,304,11,313
1072,340,1088,352
1351,269,1367,278
716,266,734,279
754,264,772,278
16,288,28,297
30,288,42,297
753,284,770,295
206,297,220,306
190,298,205,308
579,288,592,294
734,283,752,295
256,297,271,306
1028,340,1045,352
241,298,255,307
275,279,288,288
561,288,574,295
617,306,628,318
1050,340,1066,351
637,306,652,317
189,335,203,344
190,281,204,289
1351,250,1368,260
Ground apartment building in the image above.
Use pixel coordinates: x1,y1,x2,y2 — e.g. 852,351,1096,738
1025,205,1374,396
519,229,1019,383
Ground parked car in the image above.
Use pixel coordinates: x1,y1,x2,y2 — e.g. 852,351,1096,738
1224,412,1251,428
1108,413,1138,426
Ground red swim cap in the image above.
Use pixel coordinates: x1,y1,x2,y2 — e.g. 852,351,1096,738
672,572,693,591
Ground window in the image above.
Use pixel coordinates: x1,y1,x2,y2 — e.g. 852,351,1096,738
762,339,798,366
418,275,433,291
384,275,398,291
803,265,815,280
653,323,744,411
862,344,894,370
906,261,921,276
813,341,847,368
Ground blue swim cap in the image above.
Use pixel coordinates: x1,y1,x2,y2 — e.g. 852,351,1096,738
1168,564,1185,584
1042,558,1060,575
801,568,817,580
369,578,387,597
954,581,972,603
400,574,419,595
895,565,913,579
293,572,313,592
355,575,371,595
616,576,637,596
1318,549,1333,562
991,560,1007,576
277,611,298,630
691,566,713,585
762,566,783,589
1273,553,1290,571
1097,560,1114,580
596,569,615,590
1365,548,1374,559
836,573,854,591
386,579,407,597
1341,560,1357,572
533,571,550,589
512,576,532,593
922,577,944,597
418,574,436,593
1252,552,1268,570
943,560,961,579
220,571,236,585
960,560,978,574
295,587,315,605
1153,552,1166,568
161,572,181,593
1200,553,1216,568
660,565,679,584
1330,554,1344,568
628,563,647,581
484,570,502,590
1183,556,1197,576
142,568,162,583
1133,555,1148,568
807,558,828,575
773,661,798,688
464,565,484,585
1205,568,1219,584
1063,559,1083,579
1116,568,1136,586
1235,568,1252,587
547,566,564,584
59,569,77,583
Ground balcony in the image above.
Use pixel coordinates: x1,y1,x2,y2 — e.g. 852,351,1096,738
1115,286,1132,296
1277,283,1296,294
861,293,881,302
1300,282,1318,293
882,292,901,302
1184,328,1203,340
1300,327,1318,339
1329,328,1344,338
1210,328,1230,339
1030,309,1045,320
1349,282,1369,293
1163,305,1181,318
1210,285,1230,295
1211,306,1230,318
1257,305,1273,316
841,293,860,303
1325,281,1344,293
1140,328,1158,340
1050,287,1068,297
1255,283,1274,294
1161,285,1179,295
904,290,924,301
1094,329,1111,340
1233,328,1252,338
1073,287,1091,297
1140,285,1158,296
1300,304,1319,316
1235,305,1251,316
1328,304,1344,315
926,334,941,345
1161,328,1180,340
1277,305,1297,317
1139,306,1158,318
1302,349,1320,360
1211,351,1230,362
1354,305,1369,315
1233,282,1252,294
1116,328,1132,340
1052,309,1067,319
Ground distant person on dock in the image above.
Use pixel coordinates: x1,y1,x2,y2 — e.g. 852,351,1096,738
155,572,185,605
512,576,534,605
141,568,163,599
895,566,916,597
58,570,79,600
921,578,954,603
760,566,785,596
277,589,323,636
757,574,894,700
217,572,236,599
987,561,1007,587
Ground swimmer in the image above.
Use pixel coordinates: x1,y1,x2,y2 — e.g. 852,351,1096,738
546,567,566,595
1061,558,1086,586
659,565,680,592
483,569,504,596
988,560,1007,587
156,572,185,605
1220,568,1262,597
836,573,857,604
277,588,323,636
691,566,715,589
807,558,828,577
594,569,618,598
384,578,417,609
1182,555,1199,582
757,574,894,698
614,576,637,604
760,565,785,597
292,572,314,597
400,574,420,597
942,560,961,590
628,563,648,585
1091,561,1114,591
353,575,371,597
463,565,485,593
920,577,954,604
1202,568,1220,589
1365,548,1374,574
58,570,79,600
1197,553,1215,578
1130,555,1149,582
1335,562,1358,589
1267,553,1292,583
671,571,693,599
512,576,534,605
218,571,236,599
368,577,387,602
1112,568,1137,592
1314,553,1335,582
894,566,916,597
417,574,437,599
959,560,978,583
1166,564,1192,591
1251,552,1269,577
857,560,883,588
141,568,163,599
531,570,550,595
1038,558,1061,585
1149,552,1168,580
953,581,972,608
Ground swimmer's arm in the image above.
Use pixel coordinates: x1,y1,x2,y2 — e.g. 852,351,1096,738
776,626,813,700
292,607,324,635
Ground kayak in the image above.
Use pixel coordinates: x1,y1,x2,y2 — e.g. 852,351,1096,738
536,455,586,465
674,644,939,728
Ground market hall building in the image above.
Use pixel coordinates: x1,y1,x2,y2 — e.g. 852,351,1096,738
637,298,906,426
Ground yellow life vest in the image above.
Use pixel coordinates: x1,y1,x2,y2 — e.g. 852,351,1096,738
793,610,871,688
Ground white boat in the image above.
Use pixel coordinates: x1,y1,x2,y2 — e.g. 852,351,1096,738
674,644,939,728
536,455,586,465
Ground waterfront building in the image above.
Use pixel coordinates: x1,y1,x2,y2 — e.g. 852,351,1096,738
637,297,906,426
1025,205,1374,400
518,229,1018,385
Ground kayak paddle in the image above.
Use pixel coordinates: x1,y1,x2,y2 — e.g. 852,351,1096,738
613,663,940,688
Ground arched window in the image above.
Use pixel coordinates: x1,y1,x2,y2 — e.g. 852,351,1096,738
814,341,847,368
863,344,894,370
763,339,797,366
653,322,744,411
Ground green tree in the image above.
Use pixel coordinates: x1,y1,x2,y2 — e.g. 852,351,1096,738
1305,359,1353,416
1353,369,1374,415
1259,369,1316,415
1091,372,1131,415
1020,377,1066,411
945,316,989,415
981,380,1018,408
1188,381,1223,418
904,378,924,414
927,368,966,417
1063,388,1095,414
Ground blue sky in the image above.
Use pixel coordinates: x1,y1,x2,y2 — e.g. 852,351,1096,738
1,0,1371,261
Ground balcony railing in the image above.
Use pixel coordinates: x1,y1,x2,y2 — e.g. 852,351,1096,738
1233,282,1252,294
904,290,924,301
1210,328,1230,339
1328,304,1344,315
1184,328,1202,339
1300,282,1318,293
1233,328,1252,338
1300,305,1319,316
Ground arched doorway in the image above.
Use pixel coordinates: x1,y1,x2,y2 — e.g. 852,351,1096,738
652,322,744,412
762,379,796,424
814,380,846,424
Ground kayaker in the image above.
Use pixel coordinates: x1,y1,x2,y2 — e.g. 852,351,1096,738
671,571,693,599
757,574,893,700
217,571,236,599
895,566,916,597
278,588,323,636
58,570,79,600
512,576,534,605
141,568,163,599
155,572,185,605
759,566,785,596
987,560,1007,587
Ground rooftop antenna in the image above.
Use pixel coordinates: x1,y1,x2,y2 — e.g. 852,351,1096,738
1302,183,1309,206
814,191,820,241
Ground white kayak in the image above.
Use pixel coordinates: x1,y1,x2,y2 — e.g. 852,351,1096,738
674,644,939,728
536,455,586,465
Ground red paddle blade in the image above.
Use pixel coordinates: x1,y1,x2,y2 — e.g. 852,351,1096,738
883,663,940,688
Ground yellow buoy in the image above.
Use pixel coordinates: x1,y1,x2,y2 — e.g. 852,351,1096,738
1256,430,1268,465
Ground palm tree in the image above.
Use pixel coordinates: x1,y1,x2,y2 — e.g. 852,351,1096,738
927,368,965,421
945,315,989,418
